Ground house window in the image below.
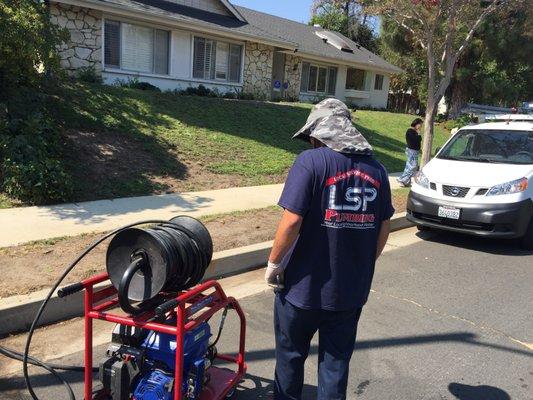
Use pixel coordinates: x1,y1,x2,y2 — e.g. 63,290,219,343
374,74,384,90
104,20,120,68
301,62,338,95
104,19,169,75
346,68,366,90
193,36,242,83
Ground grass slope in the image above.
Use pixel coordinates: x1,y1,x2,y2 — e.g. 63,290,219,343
8,82,449,204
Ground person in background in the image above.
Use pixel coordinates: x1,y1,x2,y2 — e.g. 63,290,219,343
397,118,423,187
265,99,394,400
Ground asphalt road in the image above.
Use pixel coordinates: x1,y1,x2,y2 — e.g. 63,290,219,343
2,230,532,400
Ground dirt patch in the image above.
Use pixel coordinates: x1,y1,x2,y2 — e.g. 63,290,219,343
64,130,285,202
0,189,408,299
0,207,282,299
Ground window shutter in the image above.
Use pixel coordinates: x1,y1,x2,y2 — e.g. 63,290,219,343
300,62,310,92
327,67,337,95
154,29,169,75
193,37,206,79
104,20,121,68
228,44,242,82
121,23,154,73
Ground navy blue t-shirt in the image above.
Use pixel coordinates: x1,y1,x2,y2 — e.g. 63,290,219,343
278,147,394,311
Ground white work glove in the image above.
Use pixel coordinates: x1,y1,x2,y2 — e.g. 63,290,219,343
265,261,284,290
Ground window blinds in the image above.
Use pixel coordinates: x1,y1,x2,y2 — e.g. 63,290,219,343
104,20,121,68
154,29,169,75
194,36,242,82
121,23,154,73
215,41,229,80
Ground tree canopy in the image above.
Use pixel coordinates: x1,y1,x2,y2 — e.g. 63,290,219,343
365,0,526,165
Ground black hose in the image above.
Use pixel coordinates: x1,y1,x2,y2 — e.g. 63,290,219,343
0,344,76,399
1,219,174,400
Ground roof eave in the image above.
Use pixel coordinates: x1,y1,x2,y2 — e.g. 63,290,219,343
219,0,246,22
50,0,296,50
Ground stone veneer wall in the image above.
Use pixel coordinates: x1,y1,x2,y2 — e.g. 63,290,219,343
243,42,274,100
283,54,302,100
50,3,103,74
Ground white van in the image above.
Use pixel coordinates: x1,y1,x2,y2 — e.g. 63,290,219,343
407,120,533,249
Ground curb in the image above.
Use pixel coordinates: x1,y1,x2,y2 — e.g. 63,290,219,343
0,214,412,336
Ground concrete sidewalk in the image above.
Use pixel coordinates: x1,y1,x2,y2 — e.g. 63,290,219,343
0,185,284,247
0,174,404,248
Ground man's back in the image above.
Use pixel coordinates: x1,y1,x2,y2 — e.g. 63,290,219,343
278,147,394,311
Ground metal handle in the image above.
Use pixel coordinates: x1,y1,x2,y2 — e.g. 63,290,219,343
118,257,146,315
57,282,84,298
155,299,179,317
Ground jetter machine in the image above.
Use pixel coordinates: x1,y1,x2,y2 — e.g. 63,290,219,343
2,216,246,400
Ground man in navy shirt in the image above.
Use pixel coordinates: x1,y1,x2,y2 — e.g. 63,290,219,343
266,99,393,400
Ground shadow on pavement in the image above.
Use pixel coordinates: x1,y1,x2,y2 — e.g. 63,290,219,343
448,382,511,400
2,332,530,396
242,332,532,364
235,373,317,400
416,230,533,257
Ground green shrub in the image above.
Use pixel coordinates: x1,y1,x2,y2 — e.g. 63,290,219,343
76,67,102,84
223,92,237,99
185,84,213,97
237,92,256,101
0,110,72,204
115,77,160,91
446,114,479,130
435,113,447,123
0,0,73,205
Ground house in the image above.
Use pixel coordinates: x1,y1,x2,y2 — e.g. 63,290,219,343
49,0,402,107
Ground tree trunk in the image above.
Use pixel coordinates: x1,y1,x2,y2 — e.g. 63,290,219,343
448,80,467,119
421,99,436,167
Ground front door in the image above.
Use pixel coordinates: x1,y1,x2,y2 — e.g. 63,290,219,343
271,52,286,100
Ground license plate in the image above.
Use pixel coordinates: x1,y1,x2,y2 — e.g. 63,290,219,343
438,206,461,220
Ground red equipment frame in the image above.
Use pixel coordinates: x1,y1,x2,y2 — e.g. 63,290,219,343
80,272,247,400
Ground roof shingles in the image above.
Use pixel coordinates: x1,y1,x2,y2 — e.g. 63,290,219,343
92,0,401,73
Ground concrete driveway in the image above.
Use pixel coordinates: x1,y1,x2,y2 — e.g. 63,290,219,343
2,229,532,400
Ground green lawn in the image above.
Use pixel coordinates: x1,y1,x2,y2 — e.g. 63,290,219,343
22,82,449,203
354,111,449,172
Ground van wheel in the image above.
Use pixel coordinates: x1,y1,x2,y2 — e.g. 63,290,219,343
417,225,431,232
521,219,533,250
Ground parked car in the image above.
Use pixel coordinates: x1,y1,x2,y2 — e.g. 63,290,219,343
407,120,533,249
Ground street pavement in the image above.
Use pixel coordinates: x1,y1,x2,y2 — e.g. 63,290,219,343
1,229,531,399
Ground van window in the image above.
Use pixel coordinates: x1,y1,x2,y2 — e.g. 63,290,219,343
438,129,533,165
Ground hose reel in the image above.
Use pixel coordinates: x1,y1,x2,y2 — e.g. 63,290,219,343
106,216,213,314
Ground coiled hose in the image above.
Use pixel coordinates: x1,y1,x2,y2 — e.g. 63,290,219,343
0,219,204,400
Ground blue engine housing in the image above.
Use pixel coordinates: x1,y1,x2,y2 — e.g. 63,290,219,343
133,320,211,400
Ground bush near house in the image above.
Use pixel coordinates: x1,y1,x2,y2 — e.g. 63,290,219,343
0,0,72,205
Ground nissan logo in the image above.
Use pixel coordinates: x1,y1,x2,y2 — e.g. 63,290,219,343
450,187,461,196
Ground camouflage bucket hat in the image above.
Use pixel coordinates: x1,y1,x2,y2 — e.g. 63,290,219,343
293,98,373,155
